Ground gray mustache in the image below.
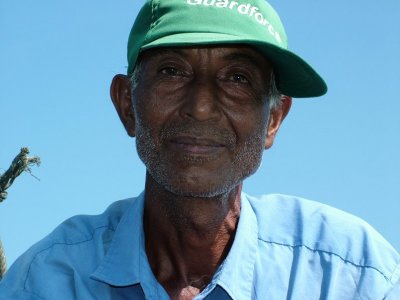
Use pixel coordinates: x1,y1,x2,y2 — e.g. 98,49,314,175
160,122,237,148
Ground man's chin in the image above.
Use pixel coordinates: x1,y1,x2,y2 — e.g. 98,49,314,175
161,180,235,199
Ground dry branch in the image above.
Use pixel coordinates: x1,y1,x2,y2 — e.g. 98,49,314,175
0,147,41,279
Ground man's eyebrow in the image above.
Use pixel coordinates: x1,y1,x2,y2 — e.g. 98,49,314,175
144,48,186,59
222,52,265,67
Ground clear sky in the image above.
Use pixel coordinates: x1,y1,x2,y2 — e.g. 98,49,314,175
1,0,399,267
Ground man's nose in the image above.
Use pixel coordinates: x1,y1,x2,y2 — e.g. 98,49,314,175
179,77,222,122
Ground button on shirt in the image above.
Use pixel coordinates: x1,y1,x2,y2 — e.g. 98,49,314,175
1,192,399,299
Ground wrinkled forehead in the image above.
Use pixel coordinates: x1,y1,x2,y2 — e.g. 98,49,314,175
136,45,273,71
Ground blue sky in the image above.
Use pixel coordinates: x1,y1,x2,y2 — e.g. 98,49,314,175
1,0,399,267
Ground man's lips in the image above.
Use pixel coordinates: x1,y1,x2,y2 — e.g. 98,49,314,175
168,136,226,154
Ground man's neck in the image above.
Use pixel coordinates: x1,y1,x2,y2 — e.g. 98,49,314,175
143,173,241,299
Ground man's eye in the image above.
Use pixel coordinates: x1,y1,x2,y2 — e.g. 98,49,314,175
159,67,182,76
229,74,249,84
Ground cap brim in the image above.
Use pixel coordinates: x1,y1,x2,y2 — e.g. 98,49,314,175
141,32,327,98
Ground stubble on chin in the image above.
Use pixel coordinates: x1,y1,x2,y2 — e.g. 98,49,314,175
135,120,265,198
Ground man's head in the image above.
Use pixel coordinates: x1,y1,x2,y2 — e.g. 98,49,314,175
112,45,290,197
110,0,326,197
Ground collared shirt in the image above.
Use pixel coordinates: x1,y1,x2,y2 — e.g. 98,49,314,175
0,192,399,299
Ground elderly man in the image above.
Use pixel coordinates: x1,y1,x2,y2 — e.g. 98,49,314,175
1,0,399,299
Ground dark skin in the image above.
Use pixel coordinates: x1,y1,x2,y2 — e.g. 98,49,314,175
111,46,291,299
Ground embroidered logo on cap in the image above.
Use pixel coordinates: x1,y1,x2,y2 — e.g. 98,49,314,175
186,0,282,44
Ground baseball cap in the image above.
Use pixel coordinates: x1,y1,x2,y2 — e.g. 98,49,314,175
127,0,327,98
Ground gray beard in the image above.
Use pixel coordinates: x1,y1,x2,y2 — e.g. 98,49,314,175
135,120,265,198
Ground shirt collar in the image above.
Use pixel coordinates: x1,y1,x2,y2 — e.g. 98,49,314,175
197,193,259,300
90,192,259,300
90,192,145,286
91,192,169,299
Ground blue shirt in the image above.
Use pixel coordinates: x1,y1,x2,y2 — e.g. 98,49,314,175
1,192,399,299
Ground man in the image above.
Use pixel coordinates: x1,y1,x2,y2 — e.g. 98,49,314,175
1,0,399,299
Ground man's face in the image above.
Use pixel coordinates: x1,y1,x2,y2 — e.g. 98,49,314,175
124,46,284,197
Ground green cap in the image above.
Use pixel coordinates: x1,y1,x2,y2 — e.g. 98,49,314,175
127,0,327,98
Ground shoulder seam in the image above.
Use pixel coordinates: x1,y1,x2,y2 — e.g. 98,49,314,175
257,237,393,282
0,283,45,300
23,288,45,300
23,225,114,292
389,260,400,283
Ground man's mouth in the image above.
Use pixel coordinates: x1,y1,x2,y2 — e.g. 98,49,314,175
168,136,225,155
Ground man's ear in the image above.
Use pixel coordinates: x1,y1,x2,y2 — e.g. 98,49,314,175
110,74,136,137
264,95,292,149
